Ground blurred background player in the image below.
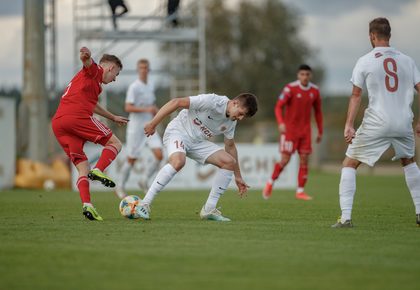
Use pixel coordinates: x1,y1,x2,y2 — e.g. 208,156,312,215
52,47,128,221
140,93,258,221
332,18,420,228
263,64,323,200
116,59,164,199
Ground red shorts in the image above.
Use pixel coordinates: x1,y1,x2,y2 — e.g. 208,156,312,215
279,132,312,155
52,115,112,165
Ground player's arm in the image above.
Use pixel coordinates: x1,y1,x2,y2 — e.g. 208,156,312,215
313,93,323,143
344,85,363,144
80,47,93,68
125,103,159,115
224,138,249,197
144,97,190,137
415,82,420,136
275,88,290,134
94,103,129,126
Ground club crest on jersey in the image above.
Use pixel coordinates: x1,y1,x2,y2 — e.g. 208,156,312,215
193,117,213,138
375,52,383,58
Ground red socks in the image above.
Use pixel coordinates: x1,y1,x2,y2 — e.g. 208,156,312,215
271,162,284,181
77,176,91,203
95,144,119,172
298,165,308,188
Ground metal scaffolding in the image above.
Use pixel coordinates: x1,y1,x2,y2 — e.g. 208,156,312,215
73,0,206,100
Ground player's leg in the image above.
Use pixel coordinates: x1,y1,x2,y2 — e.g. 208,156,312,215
141,152,185,211
263,134,294,199
139,134,164,191
332,128,390,228
52,118,103,221
141,132,186,212
331,157,361,228
295,134,313,200
187,141,233,221
295,153,312,200
394,135,420,226
75,160,103,221
89,134,122,188
116,129,143,198
115,157,136,199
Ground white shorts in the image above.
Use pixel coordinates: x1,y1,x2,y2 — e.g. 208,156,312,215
163,127,222,164
126,130,163,159
346,126,414,167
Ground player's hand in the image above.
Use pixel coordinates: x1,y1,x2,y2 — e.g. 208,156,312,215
316,133,322,143
416,121,420,137
113,115,129,126
344,124,355,144
235,177,250,198
79,47,91,62
278,123,286,134
144,121,156,137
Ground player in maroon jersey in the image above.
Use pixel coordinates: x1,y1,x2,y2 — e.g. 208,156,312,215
263,64,323,200
52,47,129,221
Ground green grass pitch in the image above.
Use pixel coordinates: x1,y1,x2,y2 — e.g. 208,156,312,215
0,171,419,290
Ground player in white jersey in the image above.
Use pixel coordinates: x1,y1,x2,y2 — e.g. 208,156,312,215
332,18,420,228
138,93,258,221
115,59,164,198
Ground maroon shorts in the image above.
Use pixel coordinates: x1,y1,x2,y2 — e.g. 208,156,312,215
52,115,112,165
279,132,312,155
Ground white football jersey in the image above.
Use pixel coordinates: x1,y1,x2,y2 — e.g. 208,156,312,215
125,79,156,131
351,46,420,136
167,94,237,142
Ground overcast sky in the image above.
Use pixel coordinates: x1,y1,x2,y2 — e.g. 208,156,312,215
1,0,420,95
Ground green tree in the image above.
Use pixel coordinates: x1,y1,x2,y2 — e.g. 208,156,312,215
206,0,324,120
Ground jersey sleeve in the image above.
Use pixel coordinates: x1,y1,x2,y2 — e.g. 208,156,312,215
83,61,100,79
189,94,218,111
350,58,366,89
274,86,291,124
313,90,323,135
125,83,136,104
224,122,237,139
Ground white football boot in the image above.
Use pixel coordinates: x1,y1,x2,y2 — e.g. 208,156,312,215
200,206,231,222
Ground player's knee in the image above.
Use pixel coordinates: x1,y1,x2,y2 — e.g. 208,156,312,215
127,158,136,165
169,158,185,171
107,136,122,151
220,155,236,170
280,155,291,166
154,149,164,161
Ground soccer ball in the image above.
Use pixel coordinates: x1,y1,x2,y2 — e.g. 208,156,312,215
119,195,142,219
43,179,56,191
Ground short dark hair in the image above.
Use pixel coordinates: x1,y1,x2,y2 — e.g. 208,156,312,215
369,17,391,40
137,58,149,66
100,54,123,69
234,93,258,117
298,64,312,72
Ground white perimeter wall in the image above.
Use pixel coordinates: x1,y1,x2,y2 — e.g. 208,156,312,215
0,98,16,190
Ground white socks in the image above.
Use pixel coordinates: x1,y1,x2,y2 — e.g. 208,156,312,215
339,167,357,223
118,161,133,190
145,158,162,180
403,163,420,214
142,164,177,205
204,169,234,212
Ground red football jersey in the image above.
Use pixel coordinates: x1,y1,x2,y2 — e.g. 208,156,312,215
54,62,103,119
275,80,323,135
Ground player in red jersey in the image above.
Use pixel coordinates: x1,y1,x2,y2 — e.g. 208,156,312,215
262,64,323,200
52,47,129,221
